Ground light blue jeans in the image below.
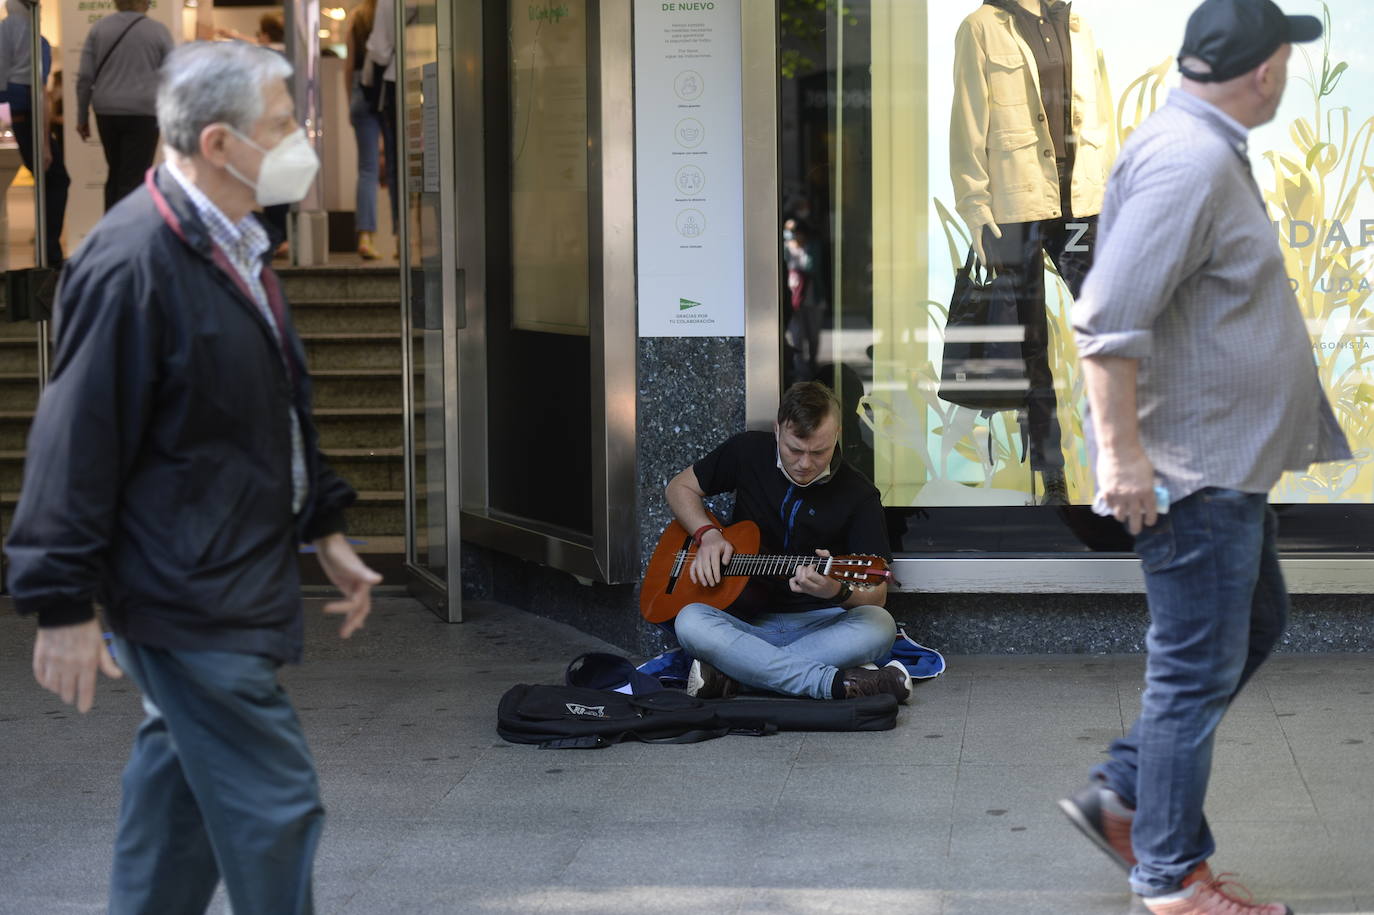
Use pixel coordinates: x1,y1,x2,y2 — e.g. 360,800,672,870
1091,489,1285,897
349,76,395,233
674,602,897,699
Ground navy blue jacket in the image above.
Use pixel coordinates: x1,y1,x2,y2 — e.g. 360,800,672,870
3,166,355,662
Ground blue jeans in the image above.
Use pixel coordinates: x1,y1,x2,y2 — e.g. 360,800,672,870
109,637,323,915
349,77,395,233
1091,489,1286,897
674,602,897,699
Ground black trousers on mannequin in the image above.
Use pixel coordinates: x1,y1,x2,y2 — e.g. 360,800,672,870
981,212,1098,474
12,111,70,266
95,113,159,211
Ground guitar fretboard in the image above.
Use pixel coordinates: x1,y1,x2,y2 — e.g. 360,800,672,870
675,552,870,577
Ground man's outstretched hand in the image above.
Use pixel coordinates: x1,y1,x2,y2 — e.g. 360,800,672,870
33,617,122,714
315,533,383,638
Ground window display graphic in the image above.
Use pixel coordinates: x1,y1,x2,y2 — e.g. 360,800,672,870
851,0,1374,511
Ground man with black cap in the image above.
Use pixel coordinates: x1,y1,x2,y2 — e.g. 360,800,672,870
1057,1,1350,913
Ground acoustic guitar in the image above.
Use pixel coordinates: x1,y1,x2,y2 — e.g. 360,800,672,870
639,518,891,623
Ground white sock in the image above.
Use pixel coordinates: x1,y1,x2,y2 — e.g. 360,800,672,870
1099,787,1135,817
1146,884,1198,904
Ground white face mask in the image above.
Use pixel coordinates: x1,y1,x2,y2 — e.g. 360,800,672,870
226,127,320,207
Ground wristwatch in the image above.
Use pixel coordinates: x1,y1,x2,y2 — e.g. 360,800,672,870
833,581,853,604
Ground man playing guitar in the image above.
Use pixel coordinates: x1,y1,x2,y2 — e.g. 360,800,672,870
663,381,911,702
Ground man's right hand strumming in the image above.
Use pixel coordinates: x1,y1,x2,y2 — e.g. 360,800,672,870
691,527,734,588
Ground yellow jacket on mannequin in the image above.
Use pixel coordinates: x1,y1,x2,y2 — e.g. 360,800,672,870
950,3,1116,232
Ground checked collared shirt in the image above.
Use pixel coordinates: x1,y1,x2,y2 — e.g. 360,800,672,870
166,159,308,515
1072,89,1349,503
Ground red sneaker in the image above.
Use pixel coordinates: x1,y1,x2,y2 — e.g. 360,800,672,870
1143,873,1292,915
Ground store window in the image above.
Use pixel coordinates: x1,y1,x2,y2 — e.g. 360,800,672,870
782,0,1374,552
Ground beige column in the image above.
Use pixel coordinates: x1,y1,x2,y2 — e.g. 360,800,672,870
868,0,928,504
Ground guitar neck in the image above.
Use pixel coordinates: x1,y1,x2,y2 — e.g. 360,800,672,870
709,553,832,577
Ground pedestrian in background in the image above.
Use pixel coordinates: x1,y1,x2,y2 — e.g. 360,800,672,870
1060,2,1350,913
346,0,387,260
75,0,174,211
258,10,286,51
5,41,381,913
363,0,399,258
256,11,291,254
0,0,68,264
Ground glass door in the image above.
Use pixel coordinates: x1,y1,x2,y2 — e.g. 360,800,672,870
400,0,462,618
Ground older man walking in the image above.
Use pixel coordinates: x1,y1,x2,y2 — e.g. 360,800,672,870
1057,2,1351,913
4,41,380,914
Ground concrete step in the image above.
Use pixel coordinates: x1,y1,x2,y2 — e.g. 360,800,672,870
0,319,42,340
312,408,403,449
276,267,400,302
0,340,38,374
0,450,23,492
0,412,33,451
0,451,405,512
301,333,403,370
0,373,40,410
0,419,405,488
0,492,403,546
347,489,404,537
292,299,402,335
310,369,409,409
323,447,404,491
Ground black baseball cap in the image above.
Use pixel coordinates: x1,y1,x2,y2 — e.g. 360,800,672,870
1179,0,1323,82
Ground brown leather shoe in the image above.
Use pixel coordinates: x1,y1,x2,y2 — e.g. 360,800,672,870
686,659,738,700
840,661,911,704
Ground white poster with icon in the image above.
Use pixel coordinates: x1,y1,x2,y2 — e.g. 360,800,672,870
634,0,744,337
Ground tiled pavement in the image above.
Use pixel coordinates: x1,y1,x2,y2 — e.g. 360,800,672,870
2,596,1371,914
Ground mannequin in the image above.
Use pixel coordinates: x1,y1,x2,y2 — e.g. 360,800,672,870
949,0,1115,503
966,0,1065,266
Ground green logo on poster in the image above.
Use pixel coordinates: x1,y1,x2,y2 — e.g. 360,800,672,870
529,3,570,23
679,298,702,311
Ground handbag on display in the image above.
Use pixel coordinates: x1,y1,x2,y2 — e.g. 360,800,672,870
937,249,1029,413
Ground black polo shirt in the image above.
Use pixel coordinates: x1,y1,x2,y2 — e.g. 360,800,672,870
693,430,891,615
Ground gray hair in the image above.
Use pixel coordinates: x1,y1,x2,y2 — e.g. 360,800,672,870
157,41,293,156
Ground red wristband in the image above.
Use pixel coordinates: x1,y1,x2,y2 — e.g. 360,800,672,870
692,524,722,546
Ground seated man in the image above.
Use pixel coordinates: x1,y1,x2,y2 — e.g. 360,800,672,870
665,381,909,702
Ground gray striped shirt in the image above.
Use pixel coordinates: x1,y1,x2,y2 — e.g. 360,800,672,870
1072,89,1349,503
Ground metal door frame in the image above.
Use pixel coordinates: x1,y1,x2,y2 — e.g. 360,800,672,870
453,0,639,585
399,0,464,620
